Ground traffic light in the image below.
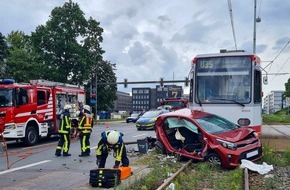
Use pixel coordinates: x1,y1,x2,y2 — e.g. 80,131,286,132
160,77,164,87
185,77,189,87
124,78,128,88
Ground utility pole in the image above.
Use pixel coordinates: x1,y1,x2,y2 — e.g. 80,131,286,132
95,67,98,121
253,0,257,54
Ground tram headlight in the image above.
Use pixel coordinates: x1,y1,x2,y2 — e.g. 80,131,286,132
238,118,251,126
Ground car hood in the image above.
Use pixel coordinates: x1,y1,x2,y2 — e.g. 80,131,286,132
137,117,155,123
214,128,253,142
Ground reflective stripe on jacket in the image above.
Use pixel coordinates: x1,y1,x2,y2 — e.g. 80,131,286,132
58,115,71,134
96,131,124,162
78,113,92,133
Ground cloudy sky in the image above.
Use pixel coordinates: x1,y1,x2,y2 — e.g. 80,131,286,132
1,0,290,97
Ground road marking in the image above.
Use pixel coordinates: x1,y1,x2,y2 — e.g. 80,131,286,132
133,134,146,138
91,146,97,150
0,160,51,175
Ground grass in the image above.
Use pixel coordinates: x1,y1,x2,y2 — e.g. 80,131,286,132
262,106,290,124
123,141,290,190
122,150,243,190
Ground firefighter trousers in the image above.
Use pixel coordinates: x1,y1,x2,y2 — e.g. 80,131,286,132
79,132,91,155
55,133,70,155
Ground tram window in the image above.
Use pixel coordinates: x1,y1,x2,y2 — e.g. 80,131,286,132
254,70,262,103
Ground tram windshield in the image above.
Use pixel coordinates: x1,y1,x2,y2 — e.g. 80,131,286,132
195,56,252,104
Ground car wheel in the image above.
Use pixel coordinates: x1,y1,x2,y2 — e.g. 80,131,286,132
207,152,222,166
126,121,129,123
154,140,166,154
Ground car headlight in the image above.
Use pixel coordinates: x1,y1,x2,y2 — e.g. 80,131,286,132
216,139,237,150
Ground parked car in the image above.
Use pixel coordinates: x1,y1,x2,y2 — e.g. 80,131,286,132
136,109,169,130
154,108,262,168
126,113,142,123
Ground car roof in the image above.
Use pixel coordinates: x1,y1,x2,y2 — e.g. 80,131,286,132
159,108,212,119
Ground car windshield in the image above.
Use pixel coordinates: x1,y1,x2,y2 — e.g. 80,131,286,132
164,101,185,108
141,111,161,118
195,115,238,134
131,114,139,117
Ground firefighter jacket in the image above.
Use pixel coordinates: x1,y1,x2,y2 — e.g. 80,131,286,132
78,113,93,134
58,111,71,134
96,131,125,162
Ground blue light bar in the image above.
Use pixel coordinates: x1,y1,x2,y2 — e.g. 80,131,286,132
0,79,15,84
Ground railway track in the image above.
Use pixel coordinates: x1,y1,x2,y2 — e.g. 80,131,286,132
153,159,250,190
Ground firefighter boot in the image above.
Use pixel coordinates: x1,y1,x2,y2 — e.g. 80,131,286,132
55,150,61,157
79,152,89,157
63,153,71,156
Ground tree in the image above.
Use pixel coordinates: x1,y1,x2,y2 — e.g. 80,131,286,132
5,31,40,82
285,78,290,97
31,0,117,110
95,60,117,111
0,32,9,77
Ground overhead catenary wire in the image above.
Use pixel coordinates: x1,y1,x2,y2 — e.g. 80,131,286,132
227,0,237,50
263,40,290,72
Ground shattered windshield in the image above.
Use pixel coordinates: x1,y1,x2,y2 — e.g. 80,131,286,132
195,115,238,134
0,88,13,108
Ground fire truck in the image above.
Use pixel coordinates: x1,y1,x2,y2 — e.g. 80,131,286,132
0,79,85,146
159,97,189,111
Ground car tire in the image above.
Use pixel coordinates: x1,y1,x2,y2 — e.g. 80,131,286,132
207,152,222,166
154,140,166,154
126,120,129,123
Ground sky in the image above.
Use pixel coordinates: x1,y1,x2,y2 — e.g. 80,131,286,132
1,0,290,97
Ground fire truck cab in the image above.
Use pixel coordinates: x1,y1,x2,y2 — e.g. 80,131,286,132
0,79,85,146
159,97,189,111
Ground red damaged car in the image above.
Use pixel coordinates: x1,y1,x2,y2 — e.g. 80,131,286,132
154,108,262,168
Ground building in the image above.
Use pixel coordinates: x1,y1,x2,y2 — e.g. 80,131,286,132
132,85,184,112
132,88,151,112
112,91,132,113
263,90,284,114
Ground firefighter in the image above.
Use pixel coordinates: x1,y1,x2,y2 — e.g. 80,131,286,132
55,104,72,157
78,105,93,157
96,130,129,168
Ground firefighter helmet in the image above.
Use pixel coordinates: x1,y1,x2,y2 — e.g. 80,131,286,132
64,104,72,110
83,105,91,112
107,130,119,145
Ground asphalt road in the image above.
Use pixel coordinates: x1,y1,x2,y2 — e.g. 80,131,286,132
0,122,155,190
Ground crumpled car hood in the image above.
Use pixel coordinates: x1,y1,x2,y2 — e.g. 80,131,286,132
214,128,253,142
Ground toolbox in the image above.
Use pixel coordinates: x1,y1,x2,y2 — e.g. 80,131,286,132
89,166,133,188
89,168,121,188
119,166,133,180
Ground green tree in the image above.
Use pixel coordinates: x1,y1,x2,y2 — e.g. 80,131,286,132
31,0,117,110
0,32,9,77
95,60,117,111
5,31,40,82
285,78,290,97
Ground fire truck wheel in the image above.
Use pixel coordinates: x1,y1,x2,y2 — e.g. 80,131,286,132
24,126,39,146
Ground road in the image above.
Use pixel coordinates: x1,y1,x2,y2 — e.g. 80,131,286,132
0,122,155,190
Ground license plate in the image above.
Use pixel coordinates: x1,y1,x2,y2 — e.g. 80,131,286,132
246,150,258,158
